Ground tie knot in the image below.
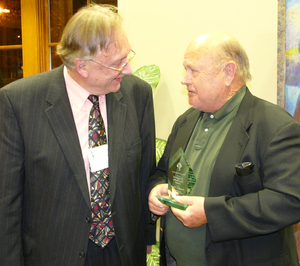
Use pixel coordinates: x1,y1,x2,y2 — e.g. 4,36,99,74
88,95,99,106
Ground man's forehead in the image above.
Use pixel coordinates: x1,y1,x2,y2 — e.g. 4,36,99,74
183,51,215,71
184,48,206,63
99,40,130,60
99,30,130,53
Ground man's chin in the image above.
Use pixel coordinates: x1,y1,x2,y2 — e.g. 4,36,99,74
188,97,200,110
110,82,121,93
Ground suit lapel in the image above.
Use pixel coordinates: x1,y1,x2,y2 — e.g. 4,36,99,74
45,66,90,207
209,89,254,197
106,90,127,203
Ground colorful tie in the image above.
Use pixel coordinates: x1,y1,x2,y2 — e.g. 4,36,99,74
88,95,114,248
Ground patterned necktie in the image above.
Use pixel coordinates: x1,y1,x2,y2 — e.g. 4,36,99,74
88,94,114,248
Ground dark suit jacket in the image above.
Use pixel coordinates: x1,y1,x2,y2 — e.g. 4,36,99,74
0,65,156,266
148,88,300,266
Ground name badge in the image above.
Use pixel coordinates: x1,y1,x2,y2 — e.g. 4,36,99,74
87,144,109,172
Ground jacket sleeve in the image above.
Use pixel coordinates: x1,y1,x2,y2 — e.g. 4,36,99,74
0,88,25,265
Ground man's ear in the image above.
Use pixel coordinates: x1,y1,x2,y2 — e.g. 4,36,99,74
224,61,237,86
74,58,89,78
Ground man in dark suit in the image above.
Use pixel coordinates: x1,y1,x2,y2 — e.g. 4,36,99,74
0,4,156,266
148,32,300,266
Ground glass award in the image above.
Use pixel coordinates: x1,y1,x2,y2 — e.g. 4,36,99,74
157,148,196,210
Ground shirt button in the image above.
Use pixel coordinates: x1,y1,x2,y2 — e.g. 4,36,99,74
210,114,214,119
204,128,209,132
86,217,91,224
79,252,86,259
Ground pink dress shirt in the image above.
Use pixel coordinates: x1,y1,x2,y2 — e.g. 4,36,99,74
63,66,108,196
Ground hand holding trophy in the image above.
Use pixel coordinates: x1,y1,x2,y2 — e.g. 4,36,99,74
157,148,196,210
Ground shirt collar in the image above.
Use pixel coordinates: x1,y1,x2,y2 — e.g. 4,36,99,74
63,66,105,109
206,85,246,120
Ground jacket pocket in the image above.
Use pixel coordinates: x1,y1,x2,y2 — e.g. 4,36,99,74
231,167,263,196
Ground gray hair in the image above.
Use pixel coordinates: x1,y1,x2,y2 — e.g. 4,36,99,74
56,4,122,69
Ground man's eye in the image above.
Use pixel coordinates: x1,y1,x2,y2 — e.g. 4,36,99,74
112,61,122,67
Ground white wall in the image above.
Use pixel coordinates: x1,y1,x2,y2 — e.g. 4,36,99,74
119,0,278,140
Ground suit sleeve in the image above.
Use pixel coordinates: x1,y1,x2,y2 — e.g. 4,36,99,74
136,81,157,245
0,88,25,265
205,119,300,242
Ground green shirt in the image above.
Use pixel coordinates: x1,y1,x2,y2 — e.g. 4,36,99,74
166,86,246,266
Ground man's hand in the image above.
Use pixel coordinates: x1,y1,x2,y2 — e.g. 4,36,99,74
148,183,170,216
171,196,207,228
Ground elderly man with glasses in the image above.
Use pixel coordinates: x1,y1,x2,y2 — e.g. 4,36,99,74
0,4,156,266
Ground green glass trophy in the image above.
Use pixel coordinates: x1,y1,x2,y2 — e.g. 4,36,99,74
157,148,196,210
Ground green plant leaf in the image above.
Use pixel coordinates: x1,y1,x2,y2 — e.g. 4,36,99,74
133,64,161,93
156,138,167,164
147,241,160,266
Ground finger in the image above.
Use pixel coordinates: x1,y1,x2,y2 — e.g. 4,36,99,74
149,199,169,214
159,184,169,195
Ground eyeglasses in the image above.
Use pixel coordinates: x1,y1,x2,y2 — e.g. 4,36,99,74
89,50,136,73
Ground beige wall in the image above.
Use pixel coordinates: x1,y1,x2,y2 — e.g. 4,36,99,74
119,0,278,141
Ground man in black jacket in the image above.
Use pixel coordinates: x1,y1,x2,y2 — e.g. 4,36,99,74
149,32,300,266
